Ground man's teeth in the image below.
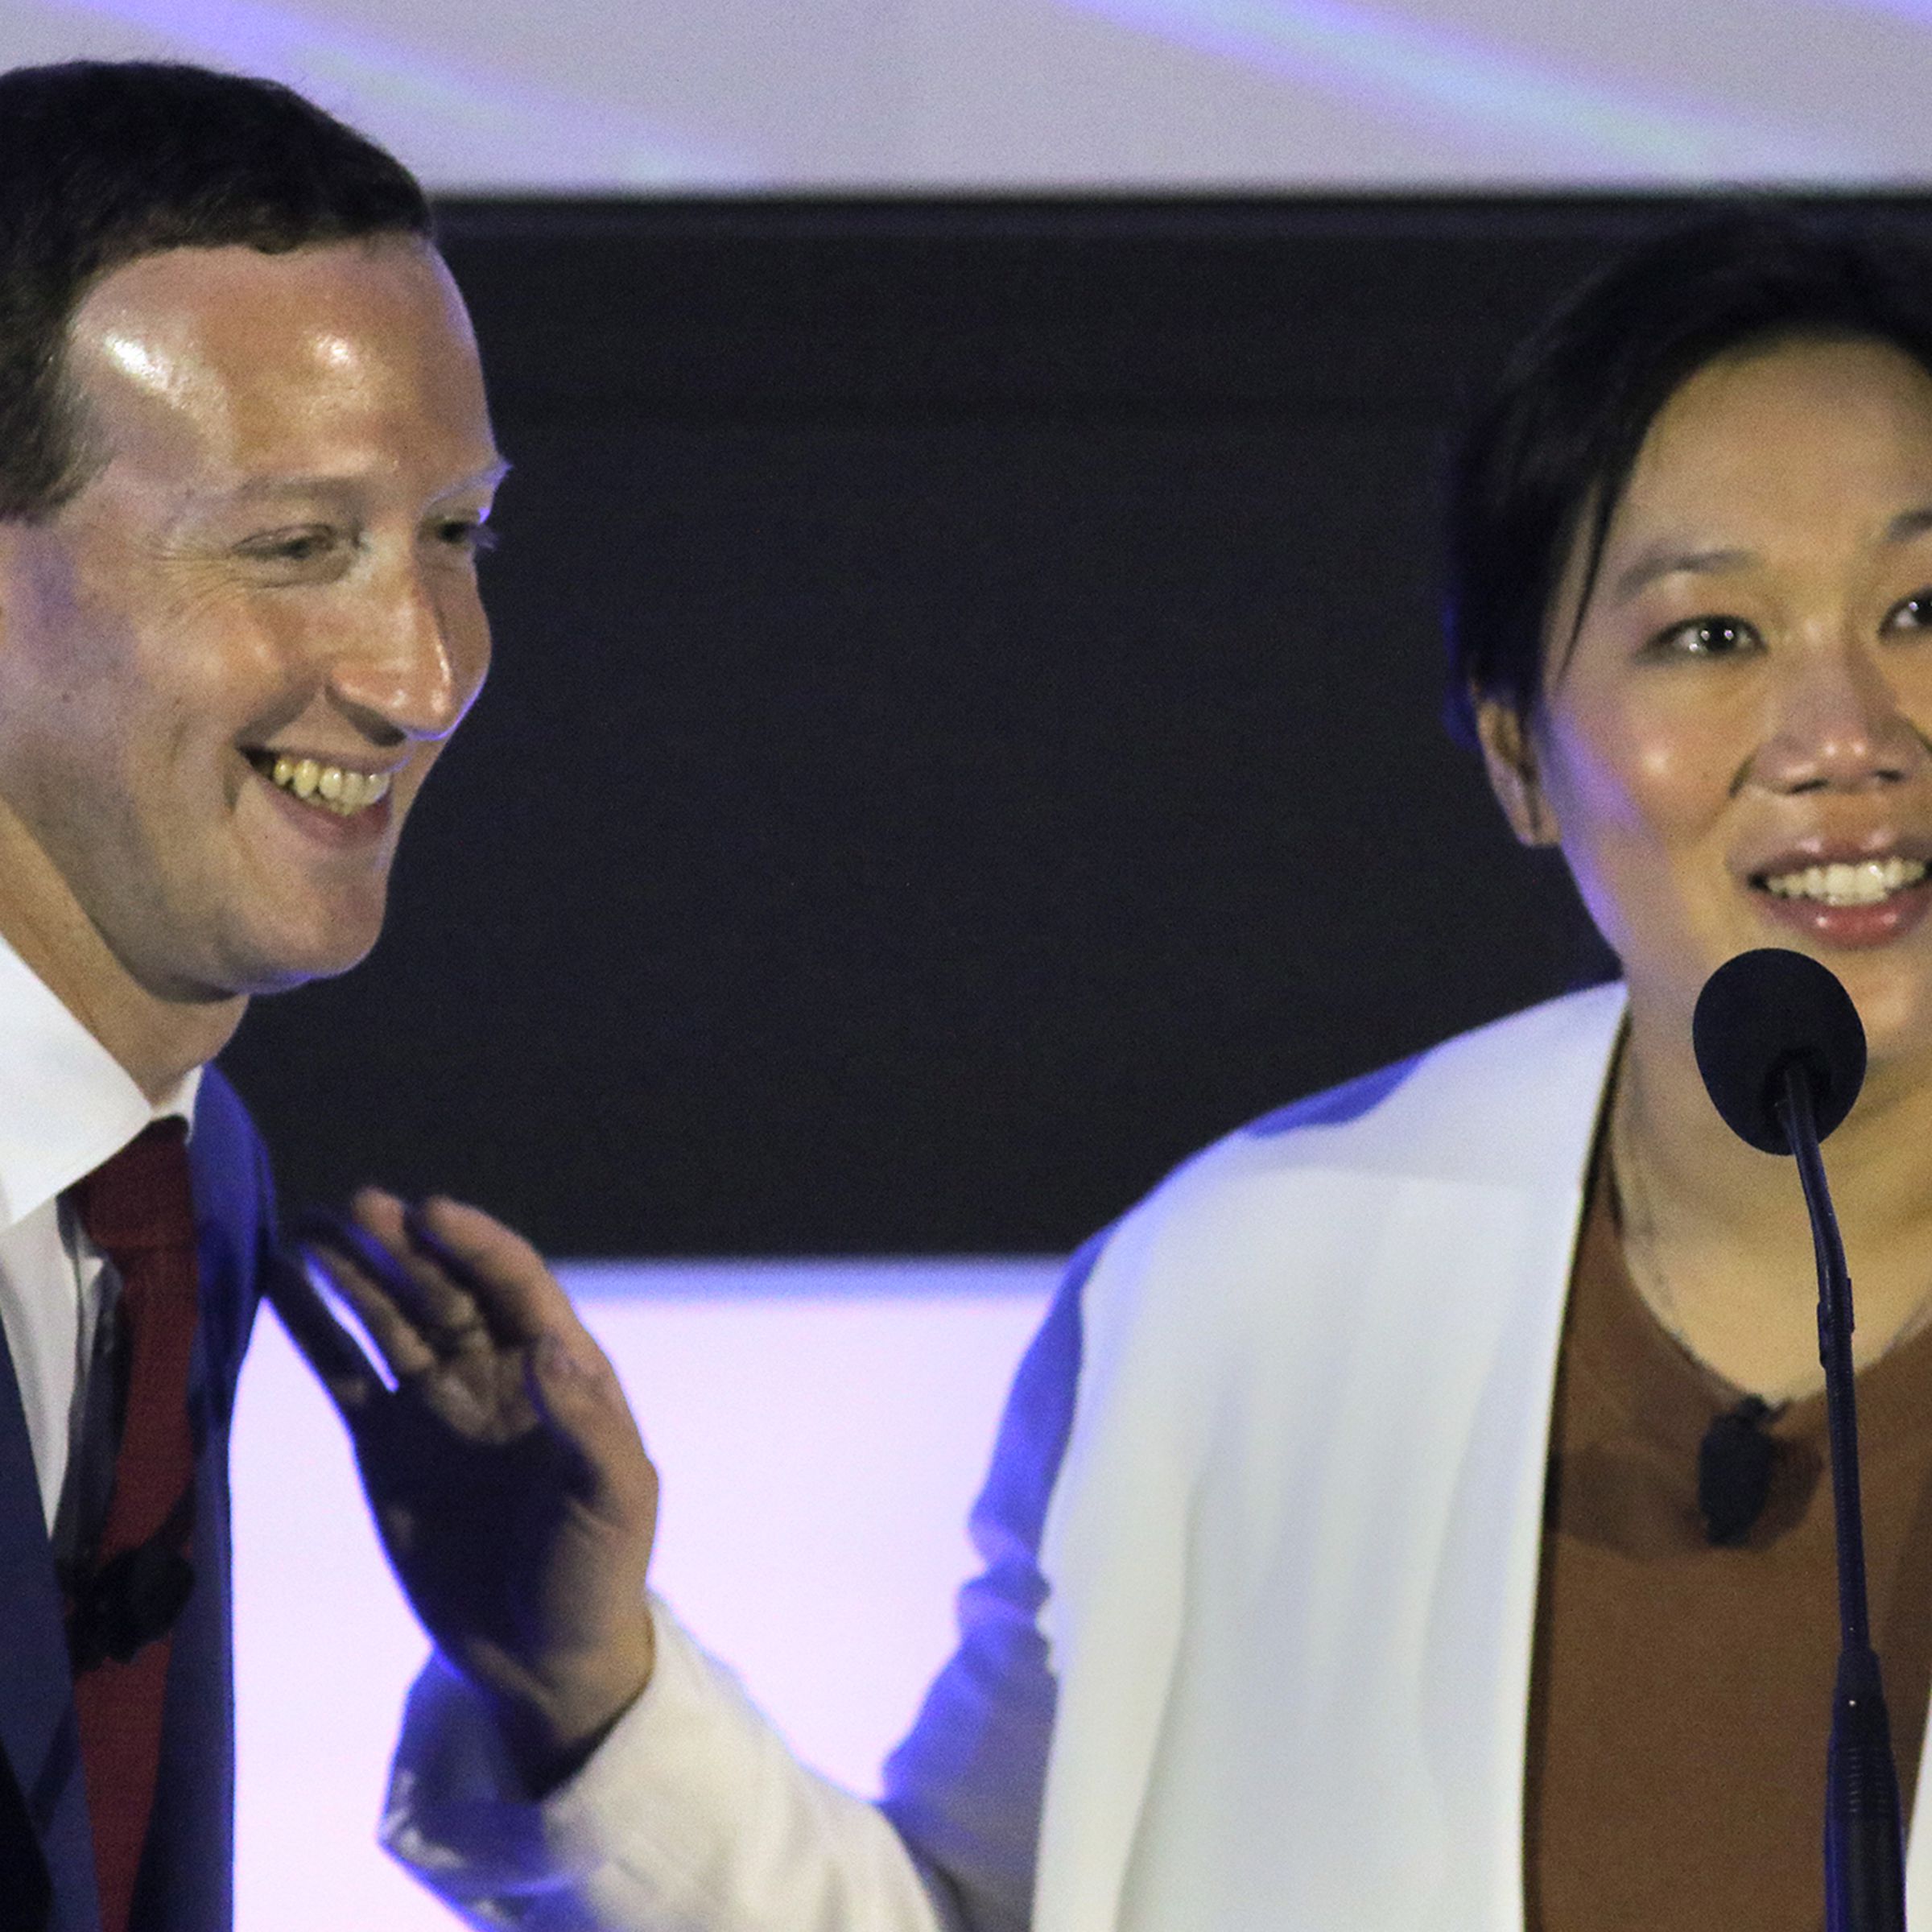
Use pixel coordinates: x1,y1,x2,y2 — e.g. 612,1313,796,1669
266,754,391,816
1761,857,1928,906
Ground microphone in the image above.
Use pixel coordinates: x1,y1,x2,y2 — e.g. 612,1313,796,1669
65,1542,196,1674
1692,946,1865,1154
62,1482,196,1674
1692,948,1903,1932
1698,1393,1777,1546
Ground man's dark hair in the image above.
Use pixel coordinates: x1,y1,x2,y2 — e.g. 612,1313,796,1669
0,60,433,521
1443,208,1932,745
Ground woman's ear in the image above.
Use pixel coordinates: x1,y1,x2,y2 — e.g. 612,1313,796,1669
1473,696,1559,848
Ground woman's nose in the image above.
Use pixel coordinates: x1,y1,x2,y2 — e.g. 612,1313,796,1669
1750,642,1930,795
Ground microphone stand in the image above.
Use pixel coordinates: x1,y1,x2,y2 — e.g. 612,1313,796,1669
1780,1063,1907,1932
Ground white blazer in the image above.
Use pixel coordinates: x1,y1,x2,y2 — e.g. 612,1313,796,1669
1034,981,1932,1930
384,984,1932,1931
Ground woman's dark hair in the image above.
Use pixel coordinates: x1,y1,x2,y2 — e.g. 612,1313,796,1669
0,61,434,522
1443,208,1932,745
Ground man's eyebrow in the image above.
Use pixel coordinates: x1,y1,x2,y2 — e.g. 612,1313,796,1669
1607,544,1757,605
221,457,512,503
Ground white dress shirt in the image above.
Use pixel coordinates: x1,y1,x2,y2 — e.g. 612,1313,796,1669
0,935,198,1533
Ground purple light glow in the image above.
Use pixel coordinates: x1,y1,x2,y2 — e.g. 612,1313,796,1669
40,0,753,186
1054,0,1873,175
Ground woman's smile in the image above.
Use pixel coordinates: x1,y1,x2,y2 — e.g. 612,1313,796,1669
1748,841,1932,946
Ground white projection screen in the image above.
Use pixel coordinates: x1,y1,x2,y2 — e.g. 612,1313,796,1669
2,0,1930,189
233,1265,1059,1930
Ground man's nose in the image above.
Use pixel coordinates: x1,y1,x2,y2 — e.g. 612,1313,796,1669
1751,639,1930,795
323,560,485,743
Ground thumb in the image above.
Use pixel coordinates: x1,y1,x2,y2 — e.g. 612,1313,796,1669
524,1331,655,1521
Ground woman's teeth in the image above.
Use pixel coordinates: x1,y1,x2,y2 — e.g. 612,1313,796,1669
1761,856,1928,906
266,754,391,817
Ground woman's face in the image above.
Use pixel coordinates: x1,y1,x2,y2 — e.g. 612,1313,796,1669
1479,334,1932,1070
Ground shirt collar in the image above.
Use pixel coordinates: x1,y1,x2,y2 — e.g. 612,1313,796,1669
0,934,203,1232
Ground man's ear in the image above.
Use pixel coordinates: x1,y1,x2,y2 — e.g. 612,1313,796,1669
1473,696,1559,848
0,522,23,653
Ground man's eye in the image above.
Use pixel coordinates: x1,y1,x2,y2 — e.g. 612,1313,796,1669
237,527,339,566
1652,615,1759,657
433,517,497,555
1884,589,1932,633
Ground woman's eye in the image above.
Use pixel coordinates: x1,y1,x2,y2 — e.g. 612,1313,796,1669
1884,589,1932,634
1650,615,1759,658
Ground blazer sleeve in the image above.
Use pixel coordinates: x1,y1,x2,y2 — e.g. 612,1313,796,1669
379,1236,1103,1932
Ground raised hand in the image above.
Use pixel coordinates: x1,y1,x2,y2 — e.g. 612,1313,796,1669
270,1189,660,1790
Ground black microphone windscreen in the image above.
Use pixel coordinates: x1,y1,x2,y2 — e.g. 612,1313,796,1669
1692,948,1866,1154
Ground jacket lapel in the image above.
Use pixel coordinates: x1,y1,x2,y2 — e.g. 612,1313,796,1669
1033,985,1626,1931
0,1316,99,1930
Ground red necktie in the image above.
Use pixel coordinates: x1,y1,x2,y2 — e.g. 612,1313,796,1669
64,1120,200,1932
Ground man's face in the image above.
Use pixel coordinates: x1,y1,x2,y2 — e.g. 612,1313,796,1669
0,236,502,1007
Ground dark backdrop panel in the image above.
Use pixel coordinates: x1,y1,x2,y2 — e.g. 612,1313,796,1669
221,196,1889,1255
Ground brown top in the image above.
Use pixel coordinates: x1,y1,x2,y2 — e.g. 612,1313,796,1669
1524,1163,1932,1930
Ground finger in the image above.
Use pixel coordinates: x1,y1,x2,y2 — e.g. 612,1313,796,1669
396,1198,654,1505
265,1245,391,1418
287,1212,440,1385
338,1191,497,1355
395,1195,595,1353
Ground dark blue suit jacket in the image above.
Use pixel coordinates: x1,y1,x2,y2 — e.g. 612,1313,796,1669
0,1067,270,1932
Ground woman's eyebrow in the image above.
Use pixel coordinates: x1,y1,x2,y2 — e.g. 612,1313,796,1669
1603,509,1932,605
1884,504,1932,545
1608,544,1756,605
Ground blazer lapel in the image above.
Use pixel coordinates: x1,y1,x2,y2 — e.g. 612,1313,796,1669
0,1320,98,1930
1033,986,1627,1931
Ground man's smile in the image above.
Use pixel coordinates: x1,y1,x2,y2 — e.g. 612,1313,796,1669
244,748,394,818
